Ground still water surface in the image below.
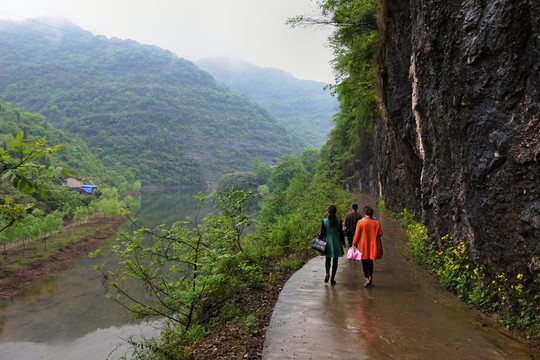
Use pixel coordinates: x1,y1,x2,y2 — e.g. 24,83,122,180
0,187,209,360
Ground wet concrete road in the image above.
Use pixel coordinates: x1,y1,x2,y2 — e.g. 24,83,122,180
262,194,539,359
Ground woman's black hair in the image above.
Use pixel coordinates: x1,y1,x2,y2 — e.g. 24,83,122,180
327,205,338,227
363,206,374,217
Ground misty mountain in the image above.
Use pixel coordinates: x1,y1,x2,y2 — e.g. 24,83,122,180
0,18,303,186
196,57,337,148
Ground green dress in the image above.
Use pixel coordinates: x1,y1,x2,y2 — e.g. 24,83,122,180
321,218,345,258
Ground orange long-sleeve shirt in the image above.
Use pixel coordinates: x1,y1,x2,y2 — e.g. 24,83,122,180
352,216,383,260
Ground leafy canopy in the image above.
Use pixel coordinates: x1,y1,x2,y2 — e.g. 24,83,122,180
0,132,72,233
288,0,381,156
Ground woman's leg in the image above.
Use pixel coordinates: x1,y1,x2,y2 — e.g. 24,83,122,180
325,257,331,283
367,259,374,283
361,259,373,287
361,259,370,278
330,258,338,285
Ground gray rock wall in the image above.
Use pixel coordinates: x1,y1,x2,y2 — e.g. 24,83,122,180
353,0,539,277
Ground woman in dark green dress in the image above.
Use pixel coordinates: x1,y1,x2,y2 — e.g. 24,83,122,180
319,205,345,285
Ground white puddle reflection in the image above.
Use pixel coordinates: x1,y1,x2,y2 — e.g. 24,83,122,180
0,321,162,360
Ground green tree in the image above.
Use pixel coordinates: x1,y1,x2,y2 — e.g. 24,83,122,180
95,198,120,218
217,172,259,192
268,154,306,191
255,163,273,185
100,187,118,200
73,206,90,227
0,132,70,234
132,180,142,193
288,0,380,155
300,147,319,174
252,155,260,172
42,210,63,249
257,184,270,195
90,189,260,358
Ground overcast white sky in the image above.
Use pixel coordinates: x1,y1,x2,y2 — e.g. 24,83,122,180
0,0,335,83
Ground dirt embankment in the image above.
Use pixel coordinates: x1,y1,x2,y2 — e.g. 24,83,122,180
0,215,125,300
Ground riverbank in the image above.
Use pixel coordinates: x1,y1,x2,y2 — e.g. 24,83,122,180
0,209,305,358
191,250,313,359
0,214,125,300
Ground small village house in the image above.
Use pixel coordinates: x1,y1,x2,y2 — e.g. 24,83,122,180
62,176,98,194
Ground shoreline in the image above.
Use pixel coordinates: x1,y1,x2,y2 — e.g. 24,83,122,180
0,214,125,301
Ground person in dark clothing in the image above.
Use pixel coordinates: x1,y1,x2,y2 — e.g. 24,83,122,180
344,203,362,249
319,205,345,285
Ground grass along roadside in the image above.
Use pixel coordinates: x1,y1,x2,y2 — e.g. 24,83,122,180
378,198,540,349
190,251,314,359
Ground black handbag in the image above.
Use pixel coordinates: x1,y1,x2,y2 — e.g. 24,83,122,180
312,233,327,253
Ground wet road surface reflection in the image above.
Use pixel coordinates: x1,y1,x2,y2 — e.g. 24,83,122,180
263,194,539,359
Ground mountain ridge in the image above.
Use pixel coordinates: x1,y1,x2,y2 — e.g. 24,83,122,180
0,18,304,186
196,57,337,148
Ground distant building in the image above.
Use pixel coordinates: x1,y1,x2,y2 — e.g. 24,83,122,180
81,181,98,194
62,176,98,194
62,176,83,189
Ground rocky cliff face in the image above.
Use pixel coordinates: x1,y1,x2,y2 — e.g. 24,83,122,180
352,0,539,277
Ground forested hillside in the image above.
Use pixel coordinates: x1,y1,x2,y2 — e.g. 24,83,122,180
196,57,337,148
0,98,121,187
0,18,302,186
0,96,132,229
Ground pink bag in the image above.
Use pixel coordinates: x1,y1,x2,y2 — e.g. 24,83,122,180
347,247,362,260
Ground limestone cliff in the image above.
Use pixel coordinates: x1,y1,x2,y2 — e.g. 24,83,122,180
351,0,539,277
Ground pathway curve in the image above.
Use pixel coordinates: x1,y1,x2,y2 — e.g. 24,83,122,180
262,194,539,359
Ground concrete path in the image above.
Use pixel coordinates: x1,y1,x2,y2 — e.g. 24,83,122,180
262,194,539,359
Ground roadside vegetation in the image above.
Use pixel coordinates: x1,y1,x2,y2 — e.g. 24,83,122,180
90,147,352,359
378,200,540,346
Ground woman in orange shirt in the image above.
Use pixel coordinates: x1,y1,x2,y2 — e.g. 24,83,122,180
352,206,383,287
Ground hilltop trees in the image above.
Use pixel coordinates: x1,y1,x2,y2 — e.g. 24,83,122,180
0,19,303,186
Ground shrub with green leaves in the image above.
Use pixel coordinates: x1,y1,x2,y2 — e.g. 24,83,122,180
91,189,264,359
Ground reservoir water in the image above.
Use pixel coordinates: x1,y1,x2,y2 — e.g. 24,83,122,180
0,187,209,360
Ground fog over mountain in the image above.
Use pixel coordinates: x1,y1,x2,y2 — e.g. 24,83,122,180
197,57,338,149
0,18,305,186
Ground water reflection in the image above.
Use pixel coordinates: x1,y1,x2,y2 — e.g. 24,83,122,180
0,187,209,358
136,187,213,229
